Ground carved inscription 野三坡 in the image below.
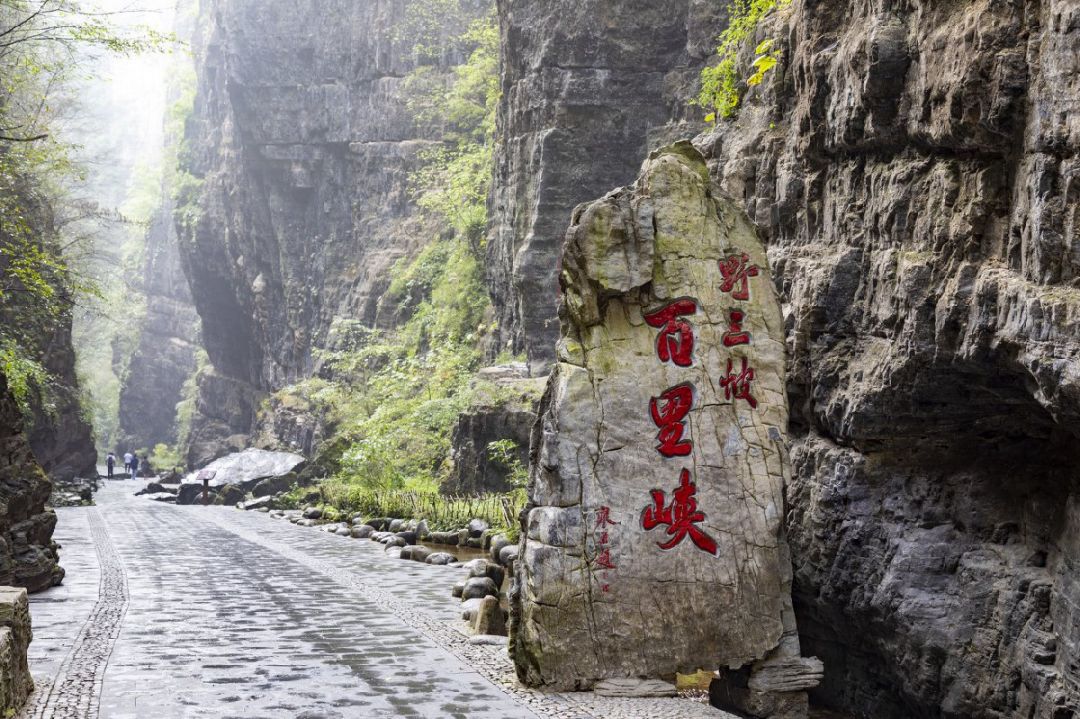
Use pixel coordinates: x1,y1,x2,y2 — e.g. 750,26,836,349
640,253,762,554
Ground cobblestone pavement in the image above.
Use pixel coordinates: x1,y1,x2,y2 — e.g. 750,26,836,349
23,508,128,718
21,481,734,719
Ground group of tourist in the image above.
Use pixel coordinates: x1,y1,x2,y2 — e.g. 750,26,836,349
104,451,149,479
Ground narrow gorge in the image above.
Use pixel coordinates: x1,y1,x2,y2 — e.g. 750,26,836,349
0,0,1076,717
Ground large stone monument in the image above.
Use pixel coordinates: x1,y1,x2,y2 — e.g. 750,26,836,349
510,142,819,716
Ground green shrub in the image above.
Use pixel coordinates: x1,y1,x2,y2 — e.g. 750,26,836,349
486,439,527,541
696,0,791,121
0,337,53,419
279,482,524,534
272,12,502,497
149,443,183,473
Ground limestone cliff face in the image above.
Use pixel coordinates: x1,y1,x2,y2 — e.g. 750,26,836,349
694,1,1080,717
118,197,199,453
0,374,65,593
494,0,1079,716
171,0,1078,713
177,0,491,463
0,193,96,482
25,316,97,483
487,0,721,373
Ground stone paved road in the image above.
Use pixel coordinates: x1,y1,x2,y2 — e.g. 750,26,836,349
20,481,734,719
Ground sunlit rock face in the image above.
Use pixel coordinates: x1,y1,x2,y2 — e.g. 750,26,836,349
487,0,724,374
176,0,491,462
697,1,1080,716
180,448,304,491
511,144,801,691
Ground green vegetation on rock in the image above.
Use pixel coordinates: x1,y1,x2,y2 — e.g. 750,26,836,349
0,2,175,446
696,0,790,121
282,484,522,535
271,11,510,496
0,2,170,428
405,15,498,245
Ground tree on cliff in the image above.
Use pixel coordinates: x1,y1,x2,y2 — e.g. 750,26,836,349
0,0,171,420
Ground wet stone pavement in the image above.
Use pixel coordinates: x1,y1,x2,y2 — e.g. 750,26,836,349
19,481,734,719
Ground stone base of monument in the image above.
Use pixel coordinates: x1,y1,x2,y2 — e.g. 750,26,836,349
593,678,678,698
0,587,33,715
709,656,824,719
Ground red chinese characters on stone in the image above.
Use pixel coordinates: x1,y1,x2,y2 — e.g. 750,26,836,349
718,253,760,301
720,357,758,409
641,469,718,555
593,506,618,591
595,506,618,545
644,299,698,367
722,309,751,347
595,548,617,571
596,506,617,528
649,384,694,457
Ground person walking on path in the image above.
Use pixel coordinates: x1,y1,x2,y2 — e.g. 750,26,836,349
129,454,139,480
123,451,133,476
142,455,150,479
106,453,116,479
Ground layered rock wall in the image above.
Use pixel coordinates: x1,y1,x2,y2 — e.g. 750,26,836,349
493,0,1079,715
0,375,64,593
177,0,492,463
25,318,97,482
118,197,199,453
487,0,720,372
695,1,1080,716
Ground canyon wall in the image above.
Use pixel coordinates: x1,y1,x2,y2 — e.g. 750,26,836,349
0,373,65,592
695,1,1080,716
486,0,719,373
496,0,1079,716
176,0,492,465
25,317,97,483
117,1,201,457
118,197,200,454
0,192,96,483
170,0,1079,714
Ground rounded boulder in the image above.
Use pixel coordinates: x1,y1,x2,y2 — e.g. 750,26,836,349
461,577,498,601
400,546,432,562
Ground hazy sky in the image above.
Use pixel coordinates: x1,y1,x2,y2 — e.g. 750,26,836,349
68,1,178,210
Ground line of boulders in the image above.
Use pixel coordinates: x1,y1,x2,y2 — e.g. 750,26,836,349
136,474,294,510
135,449,309,508
265,506,518,641
133,470,184,503
49,476,99,507
453,556,514,643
